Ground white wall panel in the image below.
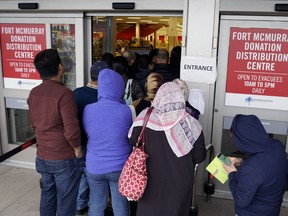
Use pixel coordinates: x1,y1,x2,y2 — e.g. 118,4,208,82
220,0,288,12
0,0,184,11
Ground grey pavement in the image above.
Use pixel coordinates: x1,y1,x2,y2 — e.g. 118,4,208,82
0,165,287,216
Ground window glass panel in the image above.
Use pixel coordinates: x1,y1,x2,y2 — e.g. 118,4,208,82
51,24,76,90
7,108,35,144
221,117,287,156
92,17,109,62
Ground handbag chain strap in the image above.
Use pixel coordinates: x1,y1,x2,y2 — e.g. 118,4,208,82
135,107,153,149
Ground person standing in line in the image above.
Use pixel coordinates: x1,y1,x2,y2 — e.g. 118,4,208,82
83,68,132,216
121,51,146,104
129,72,164,216
122,50,136,78
223,114,288,216
27,49,84,216
169,46,181,79
128,82,206,216
153,49,177,82
112,56,144,105
148,48,159,71
101,52,115,68
132,72,164,116
133,54,152,94
73,60,109,215
172,78,201,120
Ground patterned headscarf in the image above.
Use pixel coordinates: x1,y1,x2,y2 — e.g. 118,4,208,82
129,82,202,157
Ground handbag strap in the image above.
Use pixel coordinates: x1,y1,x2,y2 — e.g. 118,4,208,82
135,107,153,148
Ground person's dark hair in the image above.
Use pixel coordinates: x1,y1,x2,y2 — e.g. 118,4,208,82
156,49,169,61
149,48,159,60
170,46,181,78
170,46,181,68
112,56,128,76
136,54,151,70
34,49,61,79
135,52,140,60
122,50,135,66
101,52,114,68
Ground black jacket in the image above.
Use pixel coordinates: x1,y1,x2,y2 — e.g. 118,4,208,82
154,63,177,82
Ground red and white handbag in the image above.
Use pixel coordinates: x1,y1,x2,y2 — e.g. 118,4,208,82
118,107,153,201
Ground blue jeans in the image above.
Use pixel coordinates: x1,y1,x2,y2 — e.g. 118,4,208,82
77,167,89,210
86,171,129,216
36,157,84,216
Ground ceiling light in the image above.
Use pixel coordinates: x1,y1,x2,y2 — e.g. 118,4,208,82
159,19,169,22
140,20,152,22
147,21,159,24
127,17,141,19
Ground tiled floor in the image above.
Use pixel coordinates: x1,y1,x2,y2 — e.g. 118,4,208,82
0,165,287,216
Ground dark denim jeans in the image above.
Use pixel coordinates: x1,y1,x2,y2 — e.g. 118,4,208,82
86,171,129,216
36,157,84,216
77,167,89,210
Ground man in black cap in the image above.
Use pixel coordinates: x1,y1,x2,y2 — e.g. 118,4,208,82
73,60,109,215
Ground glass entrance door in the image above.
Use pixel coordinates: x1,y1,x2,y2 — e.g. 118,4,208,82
0,14,84,164
91,16,183,62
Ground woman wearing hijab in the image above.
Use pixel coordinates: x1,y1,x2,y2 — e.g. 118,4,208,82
223,114,288,216
132,72,164,116
128,82,206,216
83,68,132,216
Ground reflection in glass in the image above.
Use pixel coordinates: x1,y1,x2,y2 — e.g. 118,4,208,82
92,17,109,62
221,117,287,157
51,24,76,90
7,108,35,144
221,129,239,156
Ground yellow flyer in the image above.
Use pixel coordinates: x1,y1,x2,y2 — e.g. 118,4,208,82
206,155,228,184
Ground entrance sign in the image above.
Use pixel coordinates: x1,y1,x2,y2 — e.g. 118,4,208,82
225,27,288,110
0,23,46,89
180,57,217,84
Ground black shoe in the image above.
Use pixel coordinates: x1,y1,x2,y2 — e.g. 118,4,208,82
76,206,88,215
104,205,114,216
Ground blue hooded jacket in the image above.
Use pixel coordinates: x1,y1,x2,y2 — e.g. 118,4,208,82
229,114,287,216
83,69,132,174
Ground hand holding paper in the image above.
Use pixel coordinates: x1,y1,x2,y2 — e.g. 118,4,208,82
229,157,243,166
222,162,237,175
206,153,229,184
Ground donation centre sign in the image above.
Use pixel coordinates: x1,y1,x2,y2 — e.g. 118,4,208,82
0,23,46,89
225,27,288,110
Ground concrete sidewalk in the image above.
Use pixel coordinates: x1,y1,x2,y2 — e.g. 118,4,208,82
0,165,287,216
0,165,40,216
